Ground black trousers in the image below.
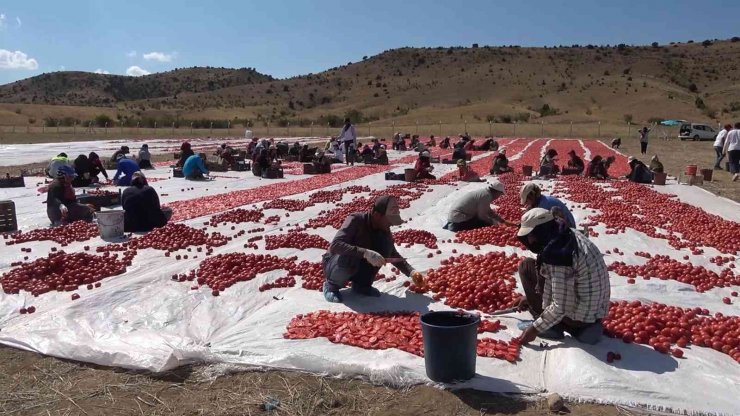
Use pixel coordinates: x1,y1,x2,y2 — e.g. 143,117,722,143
640,142,648,154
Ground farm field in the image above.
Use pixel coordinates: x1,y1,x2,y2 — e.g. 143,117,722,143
0,138,739,415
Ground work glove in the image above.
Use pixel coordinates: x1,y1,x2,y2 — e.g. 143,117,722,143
410,270,425,287
362,249,385,267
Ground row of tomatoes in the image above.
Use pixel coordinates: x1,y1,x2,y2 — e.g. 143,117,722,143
393,229,439,249
608,254,738,292
604,300,740,363
1,251,129,298
4,221,99,246
283,310,518,361
264,232,329,251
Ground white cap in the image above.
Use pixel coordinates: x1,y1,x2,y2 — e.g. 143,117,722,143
488,179,505,193
628,156,635,162
519,182,541,205
517,208,554,237
421,151,430,157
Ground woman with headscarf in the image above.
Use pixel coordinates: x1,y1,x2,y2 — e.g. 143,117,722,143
121,171,171,232
457,159,482,182
46,165,94,226
72,154,94,187
414,151,436,180
176,142,195,167
88,152,109,181
539,149,559,176
138,144,153,169
649,155,664,174
490,149,512,174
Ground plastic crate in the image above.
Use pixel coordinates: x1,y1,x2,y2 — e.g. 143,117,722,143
0,200,18,233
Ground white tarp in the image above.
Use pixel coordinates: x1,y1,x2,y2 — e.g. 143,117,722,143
0,140,739,415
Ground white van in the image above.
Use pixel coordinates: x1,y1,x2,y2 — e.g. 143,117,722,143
678,123,717,141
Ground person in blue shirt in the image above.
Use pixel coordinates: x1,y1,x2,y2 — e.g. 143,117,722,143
113,156,140,186
182,154,209,180
519,182,576,228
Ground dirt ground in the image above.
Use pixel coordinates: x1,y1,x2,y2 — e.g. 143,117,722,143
597,137,740,203
0,345,653,416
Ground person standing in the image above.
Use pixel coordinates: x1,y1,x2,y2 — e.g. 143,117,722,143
638,127,651,155
714,124,731,169
515,208,611,345
337,118,357,166
322,196,423,303
723,122,740,182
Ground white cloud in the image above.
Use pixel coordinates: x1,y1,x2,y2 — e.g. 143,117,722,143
94,68,110,75
16,17,21,27
126,50,137,58
0,49,39,70
0,14,6,29
143,51,175,62
126,65,150,76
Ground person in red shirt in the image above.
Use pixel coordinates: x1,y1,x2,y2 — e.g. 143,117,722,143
457,159,483,182
414,151,436,180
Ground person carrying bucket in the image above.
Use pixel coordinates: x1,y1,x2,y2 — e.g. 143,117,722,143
121,172,172,232
515,208,611,345
46,165,94,226
321,196,424,303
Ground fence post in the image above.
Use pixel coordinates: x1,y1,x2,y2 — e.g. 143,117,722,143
489,121,492,136
570,121,573,137
598,121,601,138
227,121,231,136
326,122,329,136
209,122,213,134
464,120,467,133
439,121,442,136
56,122,59,134
392,121,395,135
190,122,193,134
415,120,419,135
172,122,175,134
268,122,271,136
513,121,517,136
310,122,314,137
627,122,631,138
11,125,14,133
368,122,371,136
540,121,544,137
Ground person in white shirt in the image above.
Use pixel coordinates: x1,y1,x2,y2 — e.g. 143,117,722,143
714,124,731,169
722,122,740,181
337,118,357,166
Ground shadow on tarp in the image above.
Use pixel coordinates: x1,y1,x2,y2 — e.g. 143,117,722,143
452,375,528,414
556,336,679,374
342,291,433,314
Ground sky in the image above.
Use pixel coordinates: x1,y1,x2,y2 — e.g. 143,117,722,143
1,0,739,85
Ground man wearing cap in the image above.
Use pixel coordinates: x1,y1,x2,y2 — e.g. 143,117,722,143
322,196,423,303
520,183,576,228
414,151,435,180
444,180,516,231
562,150,585,175
46,165,94,226
516,208,610,345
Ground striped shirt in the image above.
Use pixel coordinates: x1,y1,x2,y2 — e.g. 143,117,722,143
533,231,611,332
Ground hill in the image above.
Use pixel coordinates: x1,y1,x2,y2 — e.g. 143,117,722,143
1,39,740,128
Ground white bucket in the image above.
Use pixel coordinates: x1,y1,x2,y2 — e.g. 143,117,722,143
95,210,125,239
245,130,253,140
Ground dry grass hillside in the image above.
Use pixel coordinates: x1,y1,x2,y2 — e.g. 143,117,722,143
1,39,740,129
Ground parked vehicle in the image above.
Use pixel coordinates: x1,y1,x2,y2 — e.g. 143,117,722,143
678,123,717,141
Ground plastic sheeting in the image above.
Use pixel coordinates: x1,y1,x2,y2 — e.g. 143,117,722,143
1,141,739,415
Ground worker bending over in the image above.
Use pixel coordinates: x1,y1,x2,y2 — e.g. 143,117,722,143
113,156,140,186
46,166,94,226
649,155,664,174
322,196,423,303
182,154,209,180
490,150,512,174
47,153,73,178
444,180,516,231
516,208,610,345
520,183,576,228
626,156,653,184
122,172,172,232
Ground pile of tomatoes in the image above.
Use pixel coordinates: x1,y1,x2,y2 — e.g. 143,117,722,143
208,209,264,225
477,337,521,362
288,261,325,290
189,253,298,295
605,300,740,362
5,221,99,246
421,252,522,313
393,229,438,249
137,223,229,252
259,276,297,292
263,198,312,212
1,251,128,296
264,232,329,251
608,255,738,292
454,224,522,248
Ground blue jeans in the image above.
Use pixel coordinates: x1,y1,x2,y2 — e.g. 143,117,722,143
715,146,725,168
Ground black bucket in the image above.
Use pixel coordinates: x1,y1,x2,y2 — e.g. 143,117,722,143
420,311,480,383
